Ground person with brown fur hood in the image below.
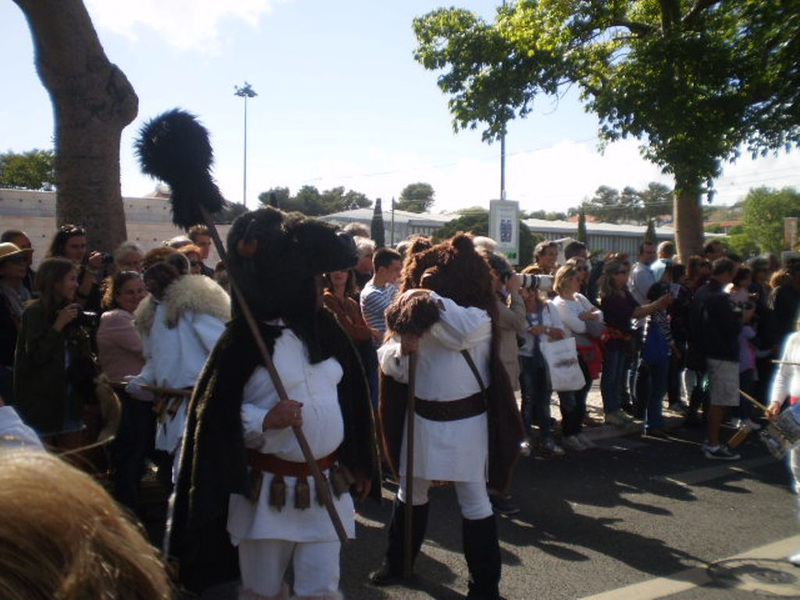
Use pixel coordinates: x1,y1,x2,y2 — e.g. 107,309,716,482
371,233,524,600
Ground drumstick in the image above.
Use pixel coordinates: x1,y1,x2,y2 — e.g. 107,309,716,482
772,360,800,366
739,389,768,413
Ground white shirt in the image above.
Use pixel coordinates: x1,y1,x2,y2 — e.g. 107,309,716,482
127,303,226,453
518,301,564,357
378,292,492,482
552,293,604,338
227,325,356,543
770,332,800,406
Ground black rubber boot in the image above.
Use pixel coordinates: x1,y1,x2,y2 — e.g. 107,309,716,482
463,515,501,600
370,501,429,586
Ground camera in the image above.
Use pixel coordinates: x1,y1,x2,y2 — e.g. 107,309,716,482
519,273,554,292
75,308,100,329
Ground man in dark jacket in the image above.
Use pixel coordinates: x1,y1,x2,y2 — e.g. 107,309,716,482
690,257,751,460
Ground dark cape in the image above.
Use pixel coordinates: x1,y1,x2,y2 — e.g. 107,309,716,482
169,310,381,594
379,323,525,496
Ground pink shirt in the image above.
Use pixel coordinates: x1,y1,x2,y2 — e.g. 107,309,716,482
96,309,145,383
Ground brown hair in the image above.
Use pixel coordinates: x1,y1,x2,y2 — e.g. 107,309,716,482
46,224,86,259
554,264,579,295
102,271,143,310
598,259,627,300
0,449,172,600
34,257,77,318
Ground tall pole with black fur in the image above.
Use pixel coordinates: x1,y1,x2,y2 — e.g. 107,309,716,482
403,351,417,578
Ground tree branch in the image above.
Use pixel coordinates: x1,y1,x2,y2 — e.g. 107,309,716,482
610,19,657,37
682,0,724,26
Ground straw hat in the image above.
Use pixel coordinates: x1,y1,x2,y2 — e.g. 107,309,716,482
0,242,33,263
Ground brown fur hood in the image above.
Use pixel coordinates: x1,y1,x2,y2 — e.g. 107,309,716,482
135,274,230,335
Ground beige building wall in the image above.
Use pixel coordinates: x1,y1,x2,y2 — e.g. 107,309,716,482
0,188,230,269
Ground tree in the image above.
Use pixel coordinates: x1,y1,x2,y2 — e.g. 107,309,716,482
212,201,248,224
577,210,587,244
433,208,541,269
14,0,138,252
639,183,673,223
396,182,435,213
0,149,55,190
643,219,657,245
413,1,800,260
259,186,291,209
741,187,800,255
371,198,386,248
258,185,372,216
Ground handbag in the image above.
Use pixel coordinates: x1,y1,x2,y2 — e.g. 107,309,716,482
540,337,586,392
575,337,604,380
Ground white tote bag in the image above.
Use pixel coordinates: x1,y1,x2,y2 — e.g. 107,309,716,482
540,336,586,392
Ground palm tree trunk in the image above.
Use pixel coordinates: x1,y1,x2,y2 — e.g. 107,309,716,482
13,0,138,253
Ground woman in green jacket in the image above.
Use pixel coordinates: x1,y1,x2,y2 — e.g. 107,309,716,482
13,257,97,451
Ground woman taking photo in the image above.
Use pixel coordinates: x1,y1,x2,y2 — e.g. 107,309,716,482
599,259,672,427
47,224,106,312
13,257,97,450
96,271,150,511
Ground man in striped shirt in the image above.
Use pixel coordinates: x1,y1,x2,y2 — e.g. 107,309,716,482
360,247,403,345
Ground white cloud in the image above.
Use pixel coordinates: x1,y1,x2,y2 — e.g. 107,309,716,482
85,0,285,52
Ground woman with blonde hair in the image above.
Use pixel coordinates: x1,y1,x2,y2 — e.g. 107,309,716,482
0,448,171,599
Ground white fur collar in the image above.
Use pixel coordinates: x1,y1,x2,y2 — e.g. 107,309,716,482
134,275,230,334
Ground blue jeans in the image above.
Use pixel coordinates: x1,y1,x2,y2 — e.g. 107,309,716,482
519,355,553,439
601,349,625,415
644,360,668,429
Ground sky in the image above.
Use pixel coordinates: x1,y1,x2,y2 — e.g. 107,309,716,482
2,0,799,217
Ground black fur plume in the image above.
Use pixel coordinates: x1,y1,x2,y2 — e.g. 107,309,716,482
135,109,226,229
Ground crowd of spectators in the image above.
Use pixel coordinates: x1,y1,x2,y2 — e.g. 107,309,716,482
1,219,799,594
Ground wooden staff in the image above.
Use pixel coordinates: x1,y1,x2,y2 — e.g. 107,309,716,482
403,350,418,578
739,388,768,413
140,384,193,397
198,205,348,545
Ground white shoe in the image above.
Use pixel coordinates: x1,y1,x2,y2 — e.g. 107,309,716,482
519,437,532,457
789,552,800,567
605,410,630,427
541,438,566,457
562,435,585,451
740,418,762,431
577,432,597,449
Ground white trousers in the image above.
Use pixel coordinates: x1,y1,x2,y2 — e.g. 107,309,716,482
238,539,342,600
397,476,493,520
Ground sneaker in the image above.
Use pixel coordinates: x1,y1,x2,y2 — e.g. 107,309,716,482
540,437,566,457
702,443,740,461
576,432,597,449
490,494,520,516
739,418,762,432
562,435,586,451
788,552,800,567
519,437,532,457
605,410,631,427
668,401,688,414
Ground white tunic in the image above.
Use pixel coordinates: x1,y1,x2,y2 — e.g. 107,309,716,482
378,292,492,483
128,303,226,454
227,326,356,544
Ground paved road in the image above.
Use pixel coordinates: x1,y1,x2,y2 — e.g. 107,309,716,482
339,390,800,599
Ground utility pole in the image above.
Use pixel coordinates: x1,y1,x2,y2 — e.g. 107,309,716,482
234,82,257,208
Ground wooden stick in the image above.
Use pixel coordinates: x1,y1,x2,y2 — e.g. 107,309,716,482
140,384,193,397
772,360,800,366
198,206,348,545
403,351,418,579
739,389,768,413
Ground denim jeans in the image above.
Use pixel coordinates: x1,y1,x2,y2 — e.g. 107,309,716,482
644,360,668,429
559,356,591,437
601,349,625,415
519,354,553,439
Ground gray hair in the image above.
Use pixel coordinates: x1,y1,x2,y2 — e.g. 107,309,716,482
113,241,143,268
354,236,376,259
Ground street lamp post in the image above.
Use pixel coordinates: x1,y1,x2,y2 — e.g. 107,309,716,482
234,82,257,208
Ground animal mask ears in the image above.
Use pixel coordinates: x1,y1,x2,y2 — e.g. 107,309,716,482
236,218,259,258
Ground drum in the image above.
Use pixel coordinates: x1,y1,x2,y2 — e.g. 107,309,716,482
760,403,800,459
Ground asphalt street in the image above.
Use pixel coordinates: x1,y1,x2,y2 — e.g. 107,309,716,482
339,392,800,600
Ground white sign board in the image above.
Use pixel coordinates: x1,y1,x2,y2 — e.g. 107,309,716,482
489,200,520,265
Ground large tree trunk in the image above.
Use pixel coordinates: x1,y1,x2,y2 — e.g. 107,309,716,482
673,185,704,261
13,0,138,253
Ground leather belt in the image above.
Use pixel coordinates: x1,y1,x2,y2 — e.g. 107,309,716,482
414,391,486,422
247,449,338,477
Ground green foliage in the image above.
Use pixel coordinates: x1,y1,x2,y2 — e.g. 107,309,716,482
396,182,436,213
741,187,800,255
577,210,587,243
0,149,55,190
413,1,800,198
577,182,672,224
433,209,542,269
371,198,386,248
257,185,372,216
